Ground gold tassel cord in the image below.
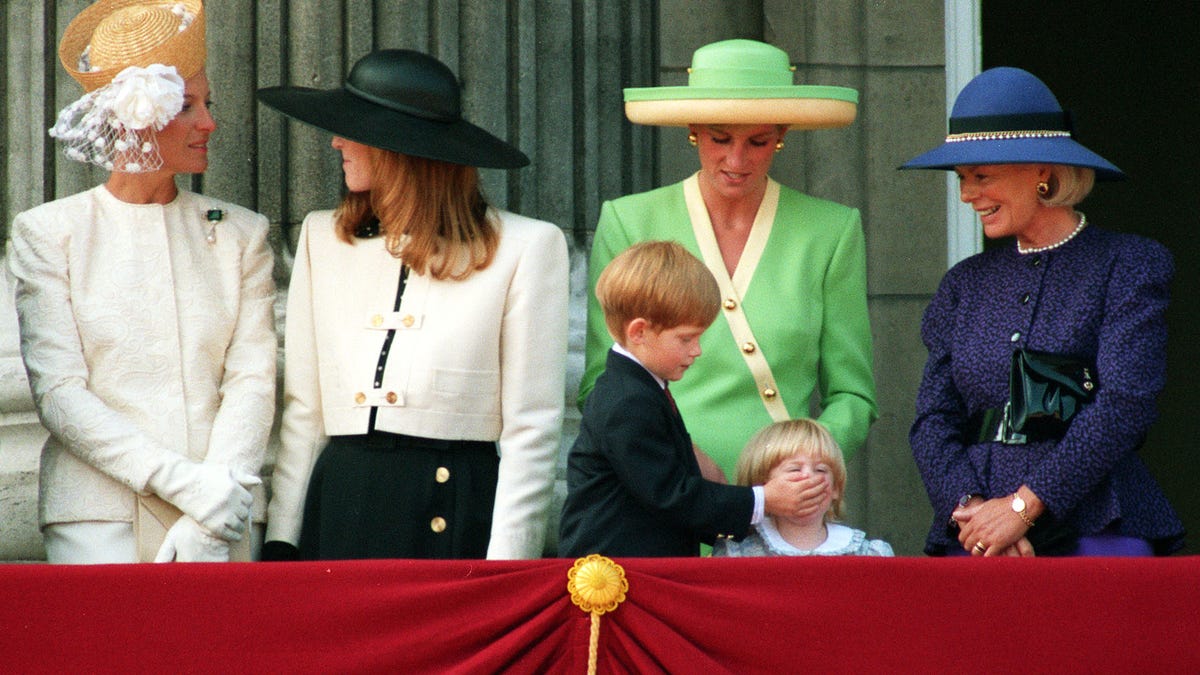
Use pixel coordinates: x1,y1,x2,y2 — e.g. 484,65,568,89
567,555,629,675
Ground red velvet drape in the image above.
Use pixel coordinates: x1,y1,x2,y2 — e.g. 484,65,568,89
2,556,1197,673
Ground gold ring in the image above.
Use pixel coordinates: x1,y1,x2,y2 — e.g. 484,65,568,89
973,542,987,552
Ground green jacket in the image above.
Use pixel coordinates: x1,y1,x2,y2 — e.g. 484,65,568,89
581,175,877,476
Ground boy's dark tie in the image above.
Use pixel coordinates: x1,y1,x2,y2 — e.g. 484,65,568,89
664,383,679,415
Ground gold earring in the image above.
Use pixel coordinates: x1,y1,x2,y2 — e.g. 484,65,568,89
775,140,785,152
1036,181,1050,196
688,132,698,146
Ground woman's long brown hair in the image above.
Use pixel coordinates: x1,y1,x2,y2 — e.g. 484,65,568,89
334,147,498,280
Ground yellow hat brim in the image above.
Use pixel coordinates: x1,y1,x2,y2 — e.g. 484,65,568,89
624,98,857,130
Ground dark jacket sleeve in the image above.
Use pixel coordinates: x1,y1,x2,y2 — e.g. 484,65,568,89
596,380,754,543
910,264,986,525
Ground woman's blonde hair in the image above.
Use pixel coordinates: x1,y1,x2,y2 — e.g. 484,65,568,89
735,419,847,522
335,147,498,280
1039,164,1095,207
595,240,720,345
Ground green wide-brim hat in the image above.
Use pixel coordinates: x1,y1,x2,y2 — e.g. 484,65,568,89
623,39,858,129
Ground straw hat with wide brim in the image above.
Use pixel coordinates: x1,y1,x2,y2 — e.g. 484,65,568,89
623,39,858,130
257,49,529,169
59,0,206,92
900,67,1125,180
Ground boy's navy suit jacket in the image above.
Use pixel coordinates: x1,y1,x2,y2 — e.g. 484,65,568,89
558,349,754,557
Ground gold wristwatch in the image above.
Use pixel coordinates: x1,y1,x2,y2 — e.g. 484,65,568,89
1012,494,1035,527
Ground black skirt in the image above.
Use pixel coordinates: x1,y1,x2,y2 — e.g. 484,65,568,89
298,431,499,560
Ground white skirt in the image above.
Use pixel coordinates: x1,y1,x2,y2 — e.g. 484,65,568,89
43,522,137,564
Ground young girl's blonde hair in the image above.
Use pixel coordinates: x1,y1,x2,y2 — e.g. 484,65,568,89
334,147,498,280
735,419,847,522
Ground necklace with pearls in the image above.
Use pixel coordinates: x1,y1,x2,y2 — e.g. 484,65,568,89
1017,213,1087,254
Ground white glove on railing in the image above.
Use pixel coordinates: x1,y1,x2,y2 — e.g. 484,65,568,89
154,515,231,563
145,459,261,542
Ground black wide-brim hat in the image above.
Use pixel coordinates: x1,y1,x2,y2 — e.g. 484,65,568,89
257,49,528,169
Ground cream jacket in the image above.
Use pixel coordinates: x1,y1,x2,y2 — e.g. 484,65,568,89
267,210,568,560
7,185,277,529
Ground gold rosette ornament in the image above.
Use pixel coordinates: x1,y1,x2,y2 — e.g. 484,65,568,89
568,555,629,674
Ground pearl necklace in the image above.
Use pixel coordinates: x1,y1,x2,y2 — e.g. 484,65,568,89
1017,213,1087,254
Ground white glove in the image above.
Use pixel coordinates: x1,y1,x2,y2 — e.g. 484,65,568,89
154,515,232,563
145,459,261,542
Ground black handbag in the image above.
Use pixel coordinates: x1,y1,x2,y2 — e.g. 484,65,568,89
963,350,1095,554
1007,349,1097,441
1010,350,1094,554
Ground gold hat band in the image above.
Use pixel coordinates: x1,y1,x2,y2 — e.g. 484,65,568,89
945,130,1072,143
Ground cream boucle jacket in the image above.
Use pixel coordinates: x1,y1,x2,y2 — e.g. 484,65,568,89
267,209,567,559
8,185,277,529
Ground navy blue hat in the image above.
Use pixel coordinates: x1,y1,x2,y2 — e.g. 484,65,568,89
900,67,1125,180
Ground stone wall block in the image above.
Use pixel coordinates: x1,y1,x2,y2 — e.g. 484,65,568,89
865,0,945,66
864,68,949,294
864,298,935,555
659,0,762,66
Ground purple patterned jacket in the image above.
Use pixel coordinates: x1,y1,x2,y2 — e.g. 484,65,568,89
910,223,1184,555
